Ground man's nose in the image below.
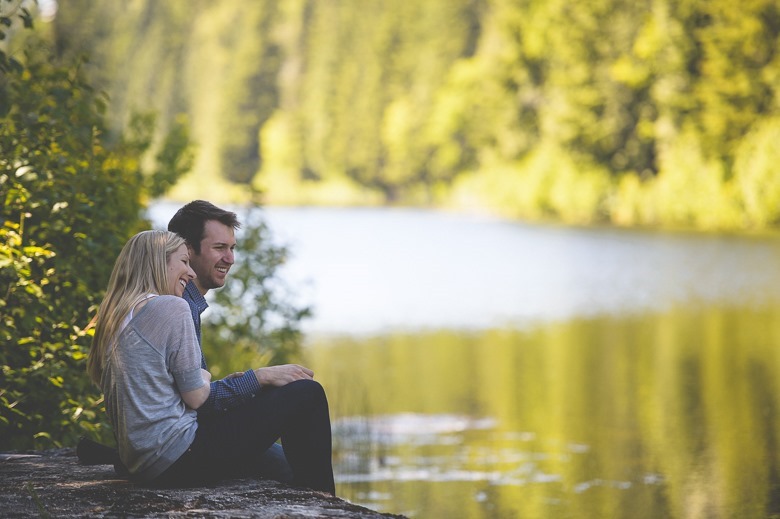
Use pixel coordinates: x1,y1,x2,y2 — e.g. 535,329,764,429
224,249,235,265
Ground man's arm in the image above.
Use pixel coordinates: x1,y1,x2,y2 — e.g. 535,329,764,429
201,364,315,414
200,371,262,414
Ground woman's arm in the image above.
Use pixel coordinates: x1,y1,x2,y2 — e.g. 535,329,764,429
180,369,211,409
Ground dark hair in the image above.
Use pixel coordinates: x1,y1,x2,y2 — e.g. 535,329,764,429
167,200,241,253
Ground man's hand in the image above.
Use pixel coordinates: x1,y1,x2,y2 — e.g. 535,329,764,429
225,371,245,379
201,369,212,383
253,364,315,387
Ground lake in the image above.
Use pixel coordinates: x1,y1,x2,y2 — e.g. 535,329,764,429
150,204,780,518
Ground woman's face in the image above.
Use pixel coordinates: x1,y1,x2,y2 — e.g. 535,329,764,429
167,244,196,297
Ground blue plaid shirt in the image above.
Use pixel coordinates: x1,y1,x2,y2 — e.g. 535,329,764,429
182,281,262,413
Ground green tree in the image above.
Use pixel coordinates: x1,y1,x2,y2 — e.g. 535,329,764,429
0,22,193,447
217,1,282,184
1,45,146,450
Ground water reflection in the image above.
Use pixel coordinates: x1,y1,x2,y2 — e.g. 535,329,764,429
306,307,780,518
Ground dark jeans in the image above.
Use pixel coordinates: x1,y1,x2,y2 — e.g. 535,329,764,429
257,442,293,483
154,379,335,494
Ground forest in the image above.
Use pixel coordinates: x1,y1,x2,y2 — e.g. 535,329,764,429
46,0,780,230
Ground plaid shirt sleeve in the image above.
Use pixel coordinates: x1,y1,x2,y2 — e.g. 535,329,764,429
182,282,262,413
204,371,263,413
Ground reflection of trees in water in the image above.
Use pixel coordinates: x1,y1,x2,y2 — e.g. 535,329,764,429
309,306,780,518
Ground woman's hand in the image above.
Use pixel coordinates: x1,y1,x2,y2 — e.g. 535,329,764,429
201,369,212,383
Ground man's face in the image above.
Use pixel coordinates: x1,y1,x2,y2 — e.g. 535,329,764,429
189,220,236,294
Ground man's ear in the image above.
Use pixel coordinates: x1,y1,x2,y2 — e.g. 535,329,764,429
187,243,196,256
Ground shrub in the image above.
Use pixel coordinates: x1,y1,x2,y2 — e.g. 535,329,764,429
0,40,189,449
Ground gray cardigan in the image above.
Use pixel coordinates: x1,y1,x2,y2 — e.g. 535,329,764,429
101,295,204,481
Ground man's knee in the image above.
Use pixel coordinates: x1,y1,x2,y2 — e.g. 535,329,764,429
288,379,327,403
256,379,328,412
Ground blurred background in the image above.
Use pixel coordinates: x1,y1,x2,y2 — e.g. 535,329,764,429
3,0,780,517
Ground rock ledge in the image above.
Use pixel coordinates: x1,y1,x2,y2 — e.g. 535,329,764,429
0,450,406,518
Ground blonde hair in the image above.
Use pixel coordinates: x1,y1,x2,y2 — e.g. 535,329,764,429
86,230,186,385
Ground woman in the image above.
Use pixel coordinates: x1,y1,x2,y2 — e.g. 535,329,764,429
87,231,335,492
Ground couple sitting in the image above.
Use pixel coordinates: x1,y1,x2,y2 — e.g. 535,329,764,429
81,201,334,493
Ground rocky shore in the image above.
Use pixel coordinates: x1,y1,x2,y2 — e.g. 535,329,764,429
0,449,406,518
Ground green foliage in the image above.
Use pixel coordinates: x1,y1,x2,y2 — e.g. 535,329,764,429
0,36,193,449
44,0,780,230
217,1,281,184
455,0,780,229
733,117,780,227
646,126,741,229
201,203,311,377
1,46,141,450
146,114,195,198
280,0,482,201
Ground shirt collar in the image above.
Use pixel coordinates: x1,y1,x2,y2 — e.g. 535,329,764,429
184,280,208,315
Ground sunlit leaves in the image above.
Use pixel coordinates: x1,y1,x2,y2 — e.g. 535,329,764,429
0,41,150,450
733,117,780,226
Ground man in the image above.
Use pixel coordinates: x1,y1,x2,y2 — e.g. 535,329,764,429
167,200,321,485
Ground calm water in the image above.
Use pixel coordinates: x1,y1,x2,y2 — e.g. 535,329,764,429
150,204,780,518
